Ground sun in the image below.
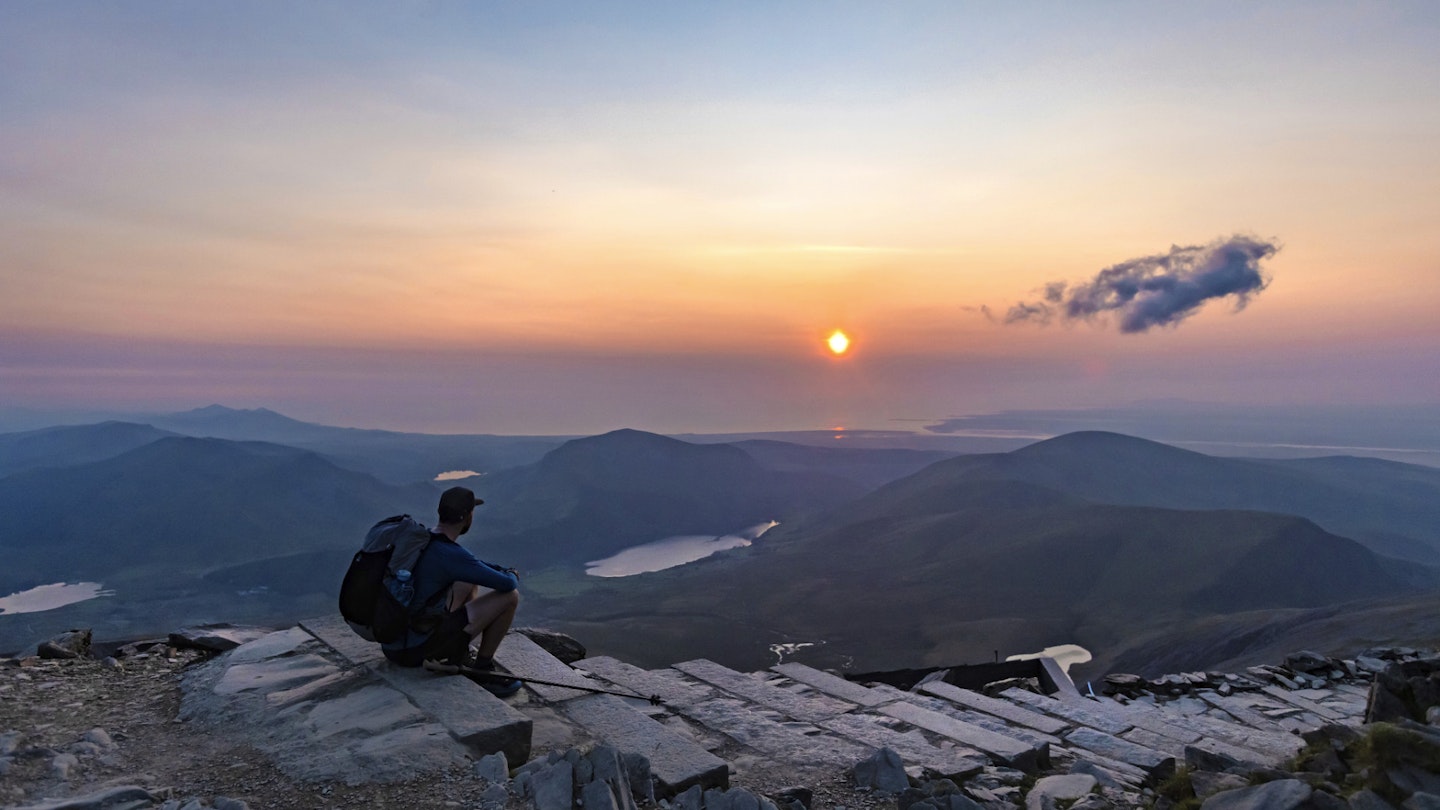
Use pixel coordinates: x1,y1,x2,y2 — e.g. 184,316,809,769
826,329,851,355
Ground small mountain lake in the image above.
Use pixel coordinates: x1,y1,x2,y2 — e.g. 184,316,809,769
586,521,780,578
0,582,114,615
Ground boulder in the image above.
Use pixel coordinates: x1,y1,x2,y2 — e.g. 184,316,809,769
517,628,587,665
37,630,91,660
1348,789,1397,810
475,751,509,784
528,759,575,810
1199,779,1312,810
1025,774,1096,810
1405,795,1440,810
853,747,910,795
1191,772,1249,798
1287,651,1334,674
169,624,272,652
771,787,812,809
672,785,704,810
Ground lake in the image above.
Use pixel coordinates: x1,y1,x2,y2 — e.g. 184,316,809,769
586,521,780,577
0,582,114,615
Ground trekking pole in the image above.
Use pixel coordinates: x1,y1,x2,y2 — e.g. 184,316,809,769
431,662,667,706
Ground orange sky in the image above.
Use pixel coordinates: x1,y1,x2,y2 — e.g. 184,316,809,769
1,3,1437,433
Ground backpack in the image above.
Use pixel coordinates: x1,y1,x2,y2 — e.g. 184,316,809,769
338,514,434,643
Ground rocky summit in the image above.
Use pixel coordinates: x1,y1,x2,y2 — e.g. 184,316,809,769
4,621,1440,810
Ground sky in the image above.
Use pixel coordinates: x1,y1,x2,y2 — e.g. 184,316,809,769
2,2,1438,434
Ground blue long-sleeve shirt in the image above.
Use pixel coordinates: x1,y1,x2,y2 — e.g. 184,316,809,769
381,532,518,652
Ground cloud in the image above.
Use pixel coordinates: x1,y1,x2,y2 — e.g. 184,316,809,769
1003,235,1279,333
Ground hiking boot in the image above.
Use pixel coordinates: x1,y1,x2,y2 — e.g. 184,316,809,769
463,654,523,697
471,673,523,698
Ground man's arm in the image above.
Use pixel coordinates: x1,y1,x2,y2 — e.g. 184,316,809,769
448,546,519,592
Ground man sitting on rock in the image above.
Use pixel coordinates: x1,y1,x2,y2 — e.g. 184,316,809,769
380,486,523,697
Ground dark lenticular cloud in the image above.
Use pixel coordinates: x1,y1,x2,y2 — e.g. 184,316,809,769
1004,235,1279,333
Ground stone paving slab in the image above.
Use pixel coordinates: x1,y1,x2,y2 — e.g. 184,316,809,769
919,681,1070,735
1262,685,1345,722
576,657,716,706
682,697,870,769
675,659,857,723
300,616,384,667
1083,696,1201,743
367,659,531,764
772,662,894,708
900,693,1063,749
1051,745,1148,787
1063,727,1174,783
1000,688,1133,735
496,631,599,702
1186,735,1279,768
880,699,1048,772
1105,704,1202,744
1182,713,1304,760
1119,726,1185,759
1200,693,1274,728
818,713,986,778
562,694,729,795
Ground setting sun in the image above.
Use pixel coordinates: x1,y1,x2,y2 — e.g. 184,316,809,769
827,330,851,355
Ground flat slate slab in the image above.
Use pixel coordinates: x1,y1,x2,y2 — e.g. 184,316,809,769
1138,703,1303,761
1063,727,1174,783
214,654,340,697
1001,689,1132,735
181,628,475,785
1199,694,1274,728
227,627,315,664
496,631,599,702
819,713,986,778
300,616,384,667
674,659,856,723
1261,685,1345,722
562,693,729,795
919,681,1070,735
879,699,1048,772
682,697,870,769
576,656,716,706
772,663,894,708
367,659,532,764
1070,695,1200,743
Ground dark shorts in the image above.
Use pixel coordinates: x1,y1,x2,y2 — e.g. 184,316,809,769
382,607,469,668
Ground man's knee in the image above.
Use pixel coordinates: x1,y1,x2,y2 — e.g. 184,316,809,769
502,589,520,610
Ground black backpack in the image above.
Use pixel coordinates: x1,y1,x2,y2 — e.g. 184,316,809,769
338,515,434,643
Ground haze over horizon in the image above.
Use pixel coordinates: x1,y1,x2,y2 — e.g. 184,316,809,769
3,3,1437,435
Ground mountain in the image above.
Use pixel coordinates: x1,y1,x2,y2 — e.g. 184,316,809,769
467,429,866,569
139,405,566,484
143,405,337,444
0,422,176,478
0,436,437,589
869,431,1440,563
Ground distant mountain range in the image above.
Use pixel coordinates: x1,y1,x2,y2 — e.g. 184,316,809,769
2,409,1438,681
